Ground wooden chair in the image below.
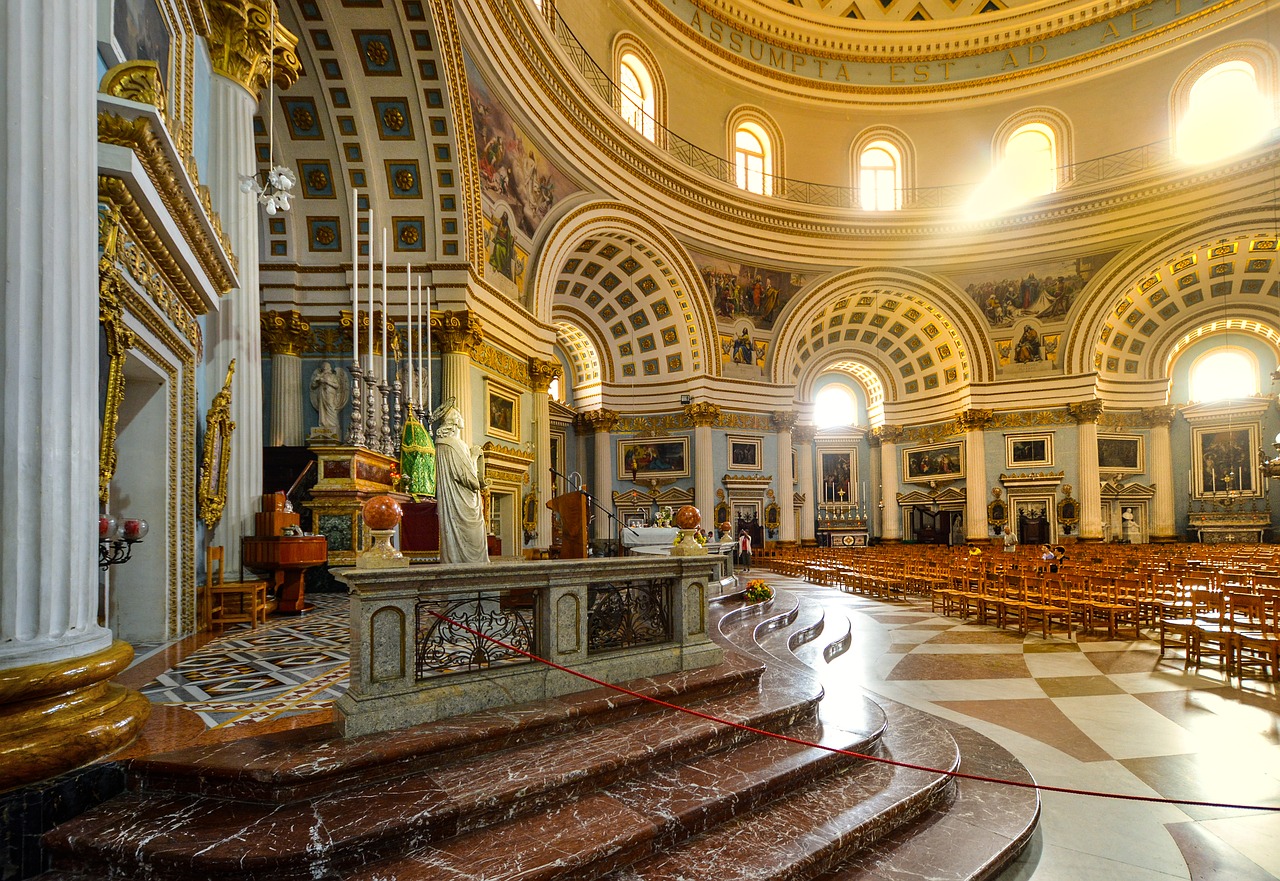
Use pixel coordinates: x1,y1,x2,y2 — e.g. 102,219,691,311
1230,593,1279,683
205,545,269,633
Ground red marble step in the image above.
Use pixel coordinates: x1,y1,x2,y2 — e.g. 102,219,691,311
126,644,772,804
42,648,857,881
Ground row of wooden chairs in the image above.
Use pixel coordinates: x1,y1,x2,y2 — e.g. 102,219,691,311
1159,589,1280,681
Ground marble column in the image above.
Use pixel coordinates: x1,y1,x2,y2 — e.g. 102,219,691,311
793,426,816,543
1144,406,1177,541
958,409,993,542
874,425,904,541
684,402,721,528
204,0,301,570
529,357,563,549
772,412,797,543
434,310,483,443
580,409,620,542
1071,400,1106,541
0,0,149,789
261,310,311,446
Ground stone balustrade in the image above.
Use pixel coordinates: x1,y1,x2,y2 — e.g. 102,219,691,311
334,557,726,736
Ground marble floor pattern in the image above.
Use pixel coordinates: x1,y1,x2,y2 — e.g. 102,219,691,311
115,576,1280,880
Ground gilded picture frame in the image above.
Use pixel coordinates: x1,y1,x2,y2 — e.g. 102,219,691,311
617,437,690,480
485,381,520,443
1006,433,1053,468
902,441,965,483
727,435,763,471
1096,434,1144,475
198,361,236,528
1192,423,1259,498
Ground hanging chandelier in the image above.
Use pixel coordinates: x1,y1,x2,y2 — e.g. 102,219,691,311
240,0,294,216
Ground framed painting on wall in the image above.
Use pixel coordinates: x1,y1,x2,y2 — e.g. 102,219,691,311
1096,434,1144,475
484,382,520,442
902,441,964,483
819,450,856,503
727,435,762,471
1192,424,1259,496
618,437,690,480
1006,433,1053,468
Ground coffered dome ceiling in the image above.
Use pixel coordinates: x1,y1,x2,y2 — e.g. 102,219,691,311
775,0,1028,24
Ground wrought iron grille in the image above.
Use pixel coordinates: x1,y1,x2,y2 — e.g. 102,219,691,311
415,593,536,679
587,579,672,654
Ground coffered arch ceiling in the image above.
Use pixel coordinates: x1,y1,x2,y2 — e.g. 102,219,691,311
256,0,469,270
774,267,990,406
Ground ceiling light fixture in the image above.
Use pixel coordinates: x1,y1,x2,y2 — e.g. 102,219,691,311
240,1,295,215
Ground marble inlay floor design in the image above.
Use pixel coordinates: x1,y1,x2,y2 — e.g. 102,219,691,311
119,574,1280,880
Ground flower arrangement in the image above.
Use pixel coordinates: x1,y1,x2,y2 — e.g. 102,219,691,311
744,579,773,603
654,506,674,528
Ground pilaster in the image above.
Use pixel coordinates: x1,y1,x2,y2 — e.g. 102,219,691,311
685,402,721,527
872,425,904,541
529,357,562,549
434,310,483,443
772,411,797,542
261,310,311,446
1142,405,1178,541
793,425,815,542
580,409,620,541
1070,400,1106,541
957,408,993,541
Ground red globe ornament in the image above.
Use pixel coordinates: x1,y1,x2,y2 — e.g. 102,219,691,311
673,505,701,530
363,495,403,530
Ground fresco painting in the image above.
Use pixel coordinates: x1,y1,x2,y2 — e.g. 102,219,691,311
956,250,1120,328
692,252,807,330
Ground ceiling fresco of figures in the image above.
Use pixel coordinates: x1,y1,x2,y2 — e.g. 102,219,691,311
1095,234,1280,378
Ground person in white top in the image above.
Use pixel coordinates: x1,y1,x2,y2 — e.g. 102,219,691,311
738,531,753,571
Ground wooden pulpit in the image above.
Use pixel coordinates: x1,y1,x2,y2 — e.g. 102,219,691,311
548,491,589,559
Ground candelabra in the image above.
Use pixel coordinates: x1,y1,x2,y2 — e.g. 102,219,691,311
379,379,394,456
347,359,366,447
390,376,403,456
99,516,148,569
364,368,379,450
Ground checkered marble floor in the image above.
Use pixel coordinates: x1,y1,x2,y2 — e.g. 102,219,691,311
137,594,351,729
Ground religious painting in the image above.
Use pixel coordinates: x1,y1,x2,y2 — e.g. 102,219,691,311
902,441,964,483
111,0,172,84
484,382,520,443
1096,434,1143,475
995,327,1060,369
617,437,690,480
692,251,808,330
954,249,1120,329
819,451,857,504
1006,433,1053,468
482,210,527,289
466,58,579,238
719,327,767,369
727,436,762,471
1193,424,1258,496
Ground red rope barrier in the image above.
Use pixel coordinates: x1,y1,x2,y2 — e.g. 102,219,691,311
426,607,1280,813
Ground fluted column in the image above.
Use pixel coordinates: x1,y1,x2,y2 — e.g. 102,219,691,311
874,425,904,541
793,426,815,542
1145,406,1177,541
772,412,797,543
684,402,721,527
529,357,562,548
435,310,483,443
261,310,311,446
204,1,301,570
580,409,620,542
1071,400,1106,541
0,0,149,789
958,409,993,542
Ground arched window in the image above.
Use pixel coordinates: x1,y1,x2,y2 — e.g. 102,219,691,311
968,112,1069,218
1177,60,1273,163
1004,123,1056,199
814,384,857,429
734,123,770,195
1189,347,1258,401
618,52,655,142
547,375,561,402
858,141,901,211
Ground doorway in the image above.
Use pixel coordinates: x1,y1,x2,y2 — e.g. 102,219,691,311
908,506,962,544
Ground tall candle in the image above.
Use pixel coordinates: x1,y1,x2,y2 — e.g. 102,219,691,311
381,228,388,380
367,208,374,373
417,277,424,408
425,284,432,416
351,188,359,368
405,264,413,406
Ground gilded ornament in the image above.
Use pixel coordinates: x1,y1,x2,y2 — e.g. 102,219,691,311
382,107,405,131
100,61,167,119
771,411,798,432
291,106,314,131
204,0,301,101
198,360,237,528
315,226,336,246
98,259,135,503
399,225,419,246
684,401,721,428
528,357,563,393
260,310,312,356
365,38,391,66
1068,399,1106,424
394,169,416,191
578,408,620,434
307,168,329,191
434,310,484,355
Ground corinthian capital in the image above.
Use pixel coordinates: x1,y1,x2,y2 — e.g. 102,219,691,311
206,0,302,101
684,401,721,428
872,424,904,445
771,411,798,432
260,310,311,356
577,408,620,435
528,357,563,394
1068,399,1105,424
956,408,993,432
1140,405,1177,427
433,310,484,355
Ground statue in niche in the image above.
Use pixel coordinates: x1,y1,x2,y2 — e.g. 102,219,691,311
433,403,490,564
308,361,349,439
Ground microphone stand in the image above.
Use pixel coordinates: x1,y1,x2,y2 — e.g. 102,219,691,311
550,467,642,551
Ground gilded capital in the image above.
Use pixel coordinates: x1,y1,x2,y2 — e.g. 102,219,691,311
684,401,721,428
433,309,484,356
1140,405,1177,427
101,61,166,118
956,408,993,432
771,411,798,432
578,408,620,435
528,357,563,394
260,310,311,356
792,425,815,444
872,424,904,445
1068,399,1105,424
205,0,301,101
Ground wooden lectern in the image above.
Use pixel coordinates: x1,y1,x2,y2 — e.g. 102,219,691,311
547,491,589,559
243,491,328,613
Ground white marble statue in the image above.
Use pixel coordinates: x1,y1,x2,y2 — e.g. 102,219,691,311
435,405,490,564
308,361,350,437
